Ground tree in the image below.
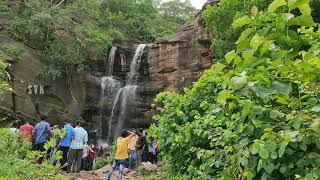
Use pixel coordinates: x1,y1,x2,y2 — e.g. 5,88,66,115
103,0,159,42
0,0,197,82
203,0,273,62
159,0,196,25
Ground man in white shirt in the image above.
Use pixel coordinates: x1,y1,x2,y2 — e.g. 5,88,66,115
66,121,88,173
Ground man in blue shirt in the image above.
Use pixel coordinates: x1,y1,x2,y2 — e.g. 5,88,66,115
33,115,51,152
59,119,74,170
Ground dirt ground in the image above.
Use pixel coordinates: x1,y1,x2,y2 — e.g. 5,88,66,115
64,165,142,180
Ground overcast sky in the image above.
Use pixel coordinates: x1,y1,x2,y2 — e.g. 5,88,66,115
190,0,206,9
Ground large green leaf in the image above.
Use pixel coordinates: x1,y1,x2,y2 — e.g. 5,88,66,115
250,84,271,100
259,148,269,159
272,81,292,94
268,0,287,12
289,15,315,27
232,16,253,29
250,33,264,51
217,90,234,103
278,142,288,157
225,50,237,64
288,0,311,15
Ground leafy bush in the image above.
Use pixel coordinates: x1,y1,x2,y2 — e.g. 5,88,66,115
152,0,320,179
203,0,320,62
93,142,116,170
0,46,23,59
93,156,113,170
191,58,202,72
0,128,59,179
0,57,11,92
203,0,273,62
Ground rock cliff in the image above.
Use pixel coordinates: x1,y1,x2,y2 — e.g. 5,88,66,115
0,34,86,125
0,0,216,139
148,7,214,92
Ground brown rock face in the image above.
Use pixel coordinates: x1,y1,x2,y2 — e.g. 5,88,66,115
0,34,86,126
149,10,213,92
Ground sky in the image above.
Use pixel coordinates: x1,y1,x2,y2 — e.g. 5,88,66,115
190,0,207,9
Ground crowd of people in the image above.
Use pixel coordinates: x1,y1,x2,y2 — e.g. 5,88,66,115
107,129,160,180
10,115,160,179
11,115,96,173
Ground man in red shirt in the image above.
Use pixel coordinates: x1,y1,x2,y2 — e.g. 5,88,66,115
19,121,34,142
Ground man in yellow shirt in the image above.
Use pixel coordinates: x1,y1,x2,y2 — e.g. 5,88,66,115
107,130,136,180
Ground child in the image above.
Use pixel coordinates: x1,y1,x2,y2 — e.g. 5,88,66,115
106,130,136,180
81,143,93,171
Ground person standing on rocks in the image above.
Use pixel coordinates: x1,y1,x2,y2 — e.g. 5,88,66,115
67,120,88,173
135,129,145,166
106,130,136,180
59,119,74,170
128,129,139,169
33,115,51,152
88,140,97,170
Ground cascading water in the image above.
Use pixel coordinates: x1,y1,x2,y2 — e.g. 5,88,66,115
99,77,121,138
105,47,117,76
98,47,121,140
107,44,147,142
127,44,146,83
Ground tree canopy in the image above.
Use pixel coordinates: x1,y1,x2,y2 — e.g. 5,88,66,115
0,0,195,80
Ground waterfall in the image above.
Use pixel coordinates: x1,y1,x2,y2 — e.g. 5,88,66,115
107,44,147,142
105,47,117,76
98,46,121,139
99,76,121,138
114,85,138,136
107,85,137,142
127,44,146,84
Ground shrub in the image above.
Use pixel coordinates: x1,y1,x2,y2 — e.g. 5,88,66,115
203,0,273,62
203,0,320,62
152,0,320,179
0,128,59,179
0,57,11,92
191,58,202,72
93,142,116,170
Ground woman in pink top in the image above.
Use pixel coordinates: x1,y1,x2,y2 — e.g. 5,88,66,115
19,122,34,142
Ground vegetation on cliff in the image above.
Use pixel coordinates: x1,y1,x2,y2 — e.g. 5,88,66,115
0,0,195,80
151,0,320,178
0,57,10,92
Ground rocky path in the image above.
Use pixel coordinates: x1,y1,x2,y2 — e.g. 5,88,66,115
65,165,142,180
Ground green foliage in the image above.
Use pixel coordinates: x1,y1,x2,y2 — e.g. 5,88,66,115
155,0,196,37
0,128,59,179
0,46,23,59
93,156,113,170
191,58,202,72
203,0,273,62
153,0,320,179
159,0,195,25
0,0,195,80
93,142,116,170
104,0,158,42
0,57,11,92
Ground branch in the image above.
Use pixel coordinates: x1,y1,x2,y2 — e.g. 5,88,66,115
53,0,66,8
23,0,32,7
